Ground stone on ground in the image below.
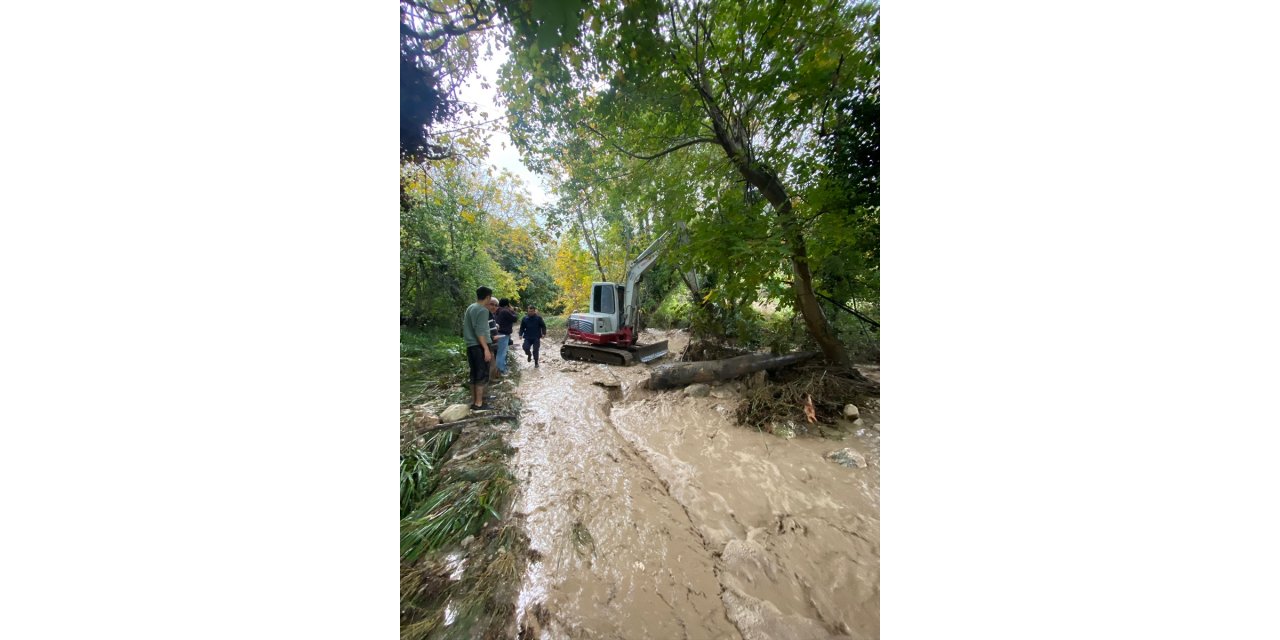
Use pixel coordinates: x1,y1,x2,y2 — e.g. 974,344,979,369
440,404,471,423
843,403,860,418
684,383,711,397
826,447,867,469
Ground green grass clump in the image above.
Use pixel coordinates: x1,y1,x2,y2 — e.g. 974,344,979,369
401,430,459,518
401,470,512,564
401,327,467,408
401,437,516,563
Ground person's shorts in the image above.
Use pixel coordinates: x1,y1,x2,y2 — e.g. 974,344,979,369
466,344,489,384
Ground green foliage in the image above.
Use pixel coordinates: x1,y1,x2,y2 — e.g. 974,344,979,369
401,0,503,160
401,434,516,564
400,159,560,328
649,285,694,329
810,83,880,307
400,327,468,408
541,314,566,331
401,472,511,564
498,0,880,358
401,430,460,519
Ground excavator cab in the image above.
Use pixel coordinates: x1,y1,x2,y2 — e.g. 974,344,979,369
567,282,621,337
588,282,621,334
567,282,628,342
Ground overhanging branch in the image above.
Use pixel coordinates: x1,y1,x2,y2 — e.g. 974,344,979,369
581,123,717,161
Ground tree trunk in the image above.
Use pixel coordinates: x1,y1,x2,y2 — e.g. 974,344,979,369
695,78,850,367
648,351,817,390
576,207,608,281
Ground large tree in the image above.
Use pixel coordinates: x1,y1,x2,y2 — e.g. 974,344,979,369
499,0,879,367
400,0,499,160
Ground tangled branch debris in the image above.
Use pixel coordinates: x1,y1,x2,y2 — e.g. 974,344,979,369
735,363,878,434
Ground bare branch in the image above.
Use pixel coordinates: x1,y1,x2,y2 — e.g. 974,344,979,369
430,115,509,136
581,123,717,161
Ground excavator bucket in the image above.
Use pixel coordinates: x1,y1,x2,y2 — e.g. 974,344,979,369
560,340,669,367
631,340,669,363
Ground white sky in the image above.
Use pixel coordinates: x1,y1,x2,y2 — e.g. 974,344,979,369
456,47,553,208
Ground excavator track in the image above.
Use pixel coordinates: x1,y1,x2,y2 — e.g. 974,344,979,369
560,340,669,367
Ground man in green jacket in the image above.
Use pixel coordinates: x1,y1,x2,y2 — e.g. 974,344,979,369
462,286,495,410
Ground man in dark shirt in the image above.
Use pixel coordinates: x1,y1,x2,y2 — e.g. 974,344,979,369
494,298,519,376
518,305,547,368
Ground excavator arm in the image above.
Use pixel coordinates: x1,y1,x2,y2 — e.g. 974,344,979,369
621,222,699,330
620,230,672,330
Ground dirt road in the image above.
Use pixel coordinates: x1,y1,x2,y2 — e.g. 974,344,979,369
509,329,880,639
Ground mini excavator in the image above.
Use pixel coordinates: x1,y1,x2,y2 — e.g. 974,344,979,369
560,230,682,366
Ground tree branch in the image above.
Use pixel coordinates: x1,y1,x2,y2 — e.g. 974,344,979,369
403,414,518,442
430,115,509,136
814,291,879,329
580,123,717,161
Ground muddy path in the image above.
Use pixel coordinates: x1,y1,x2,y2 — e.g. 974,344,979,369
508,329,880,639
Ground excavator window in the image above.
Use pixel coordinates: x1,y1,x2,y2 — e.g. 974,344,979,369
593,284,615,315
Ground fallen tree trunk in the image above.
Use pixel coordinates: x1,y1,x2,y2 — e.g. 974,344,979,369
647,351,818,390
402,414,518,445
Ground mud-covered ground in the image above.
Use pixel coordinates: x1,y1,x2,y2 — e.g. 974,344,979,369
508,328,880,639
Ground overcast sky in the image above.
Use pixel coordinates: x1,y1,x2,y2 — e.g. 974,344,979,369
456,47,553,208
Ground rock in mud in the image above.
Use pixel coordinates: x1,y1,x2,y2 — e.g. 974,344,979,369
843,403,860,418
711,388,735,399
684,383,711,397
827,448,868,469
439,404,471,423
410,405,440,428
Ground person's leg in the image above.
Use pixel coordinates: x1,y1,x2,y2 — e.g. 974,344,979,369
467,345,490,408
523,339,532,361
532,339,540,366
495,335,509,374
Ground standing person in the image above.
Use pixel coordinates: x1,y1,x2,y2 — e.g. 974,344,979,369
518,305,548,368
494,298,519,376
485,297,501,381
462,286,495,411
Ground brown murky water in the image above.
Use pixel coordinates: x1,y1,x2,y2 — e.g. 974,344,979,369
510,329,879,639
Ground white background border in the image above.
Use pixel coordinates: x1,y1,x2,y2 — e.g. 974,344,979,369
2,1,1278,637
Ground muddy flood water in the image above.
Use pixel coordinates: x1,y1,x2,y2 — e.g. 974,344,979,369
509,328,880,640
